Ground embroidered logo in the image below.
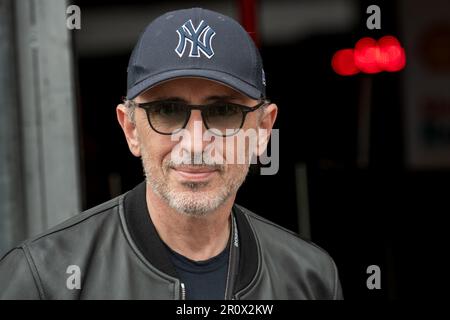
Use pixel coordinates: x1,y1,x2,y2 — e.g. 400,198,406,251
175,19,216,59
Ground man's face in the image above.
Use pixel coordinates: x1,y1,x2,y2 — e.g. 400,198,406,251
119,78,273,216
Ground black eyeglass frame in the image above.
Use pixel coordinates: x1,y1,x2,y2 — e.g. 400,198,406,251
127,98,271,137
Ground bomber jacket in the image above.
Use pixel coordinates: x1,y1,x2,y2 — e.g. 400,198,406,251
0,182,343,299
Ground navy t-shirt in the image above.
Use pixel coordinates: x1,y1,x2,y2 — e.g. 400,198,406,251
165,243,230,300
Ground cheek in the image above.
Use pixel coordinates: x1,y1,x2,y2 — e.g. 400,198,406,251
223,163,248,182
138,130,176,165
221,134,257,165
243,112,259,129
147,142,175,166
240,115,260,158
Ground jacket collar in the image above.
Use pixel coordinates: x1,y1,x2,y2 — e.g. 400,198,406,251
123,181,259,295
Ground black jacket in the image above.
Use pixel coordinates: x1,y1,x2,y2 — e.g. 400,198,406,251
0,182,343,299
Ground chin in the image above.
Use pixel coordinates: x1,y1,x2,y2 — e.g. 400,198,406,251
165,187,229,216
168,196,224,217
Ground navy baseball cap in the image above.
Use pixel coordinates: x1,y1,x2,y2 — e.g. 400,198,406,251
126,7,266,100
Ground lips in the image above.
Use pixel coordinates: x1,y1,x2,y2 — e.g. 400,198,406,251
172,166,218,181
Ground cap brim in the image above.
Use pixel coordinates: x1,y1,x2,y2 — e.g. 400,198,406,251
127,69,263,100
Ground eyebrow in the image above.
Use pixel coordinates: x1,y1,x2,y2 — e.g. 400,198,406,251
204,95,243,102
152,95,243,104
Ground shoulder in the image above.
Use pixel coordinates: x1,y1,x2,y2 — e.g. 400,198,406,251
236,204,334,261
235,204,342,299
0,247,42,299
22,195,123,249
1,195,122,262
0,195,124,299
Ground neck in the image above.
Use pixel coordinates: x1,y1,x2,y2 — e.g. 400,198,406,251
146,184,234,261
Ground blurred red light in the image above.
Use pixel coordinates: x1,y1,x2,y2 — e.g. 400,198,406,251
378,35,401,48
378,35,406,72
354,37,382,74
331,49,360,76
332,35,406,76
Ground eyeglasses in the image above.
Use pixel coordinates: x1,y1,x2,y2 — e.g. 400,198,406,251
130,99,270,137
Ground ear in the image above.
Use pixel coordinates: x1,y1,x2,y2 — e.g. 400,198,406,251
116,104,141,157
255,103,278,157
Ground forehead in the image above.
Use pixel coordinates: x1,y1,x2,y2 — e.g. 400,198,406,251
136,77,252,103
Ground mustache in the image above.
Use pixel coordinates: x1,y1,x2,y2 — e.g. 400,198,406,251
166,152,225,171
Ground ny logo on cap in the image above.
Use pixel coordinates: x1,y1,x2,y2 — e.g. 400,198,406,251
175,20,216,59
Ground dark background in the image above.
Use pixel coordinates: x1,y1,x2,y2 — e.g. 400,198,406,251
72,0,450,299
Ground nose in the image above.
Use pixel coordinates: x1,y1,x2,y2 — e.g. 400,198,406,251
178,110,212,155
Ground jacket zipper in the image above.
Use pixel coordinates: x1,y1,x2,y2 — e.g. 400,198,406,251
180,214,238,301
180,282,186,300
224,214,239,300
223,241,233,300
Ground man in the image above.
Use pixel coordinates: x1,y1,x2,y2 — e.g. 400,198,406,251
0,8,343,299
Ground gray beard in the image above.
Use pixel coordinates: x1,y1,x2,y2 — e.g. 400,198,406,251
140,149,249,217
